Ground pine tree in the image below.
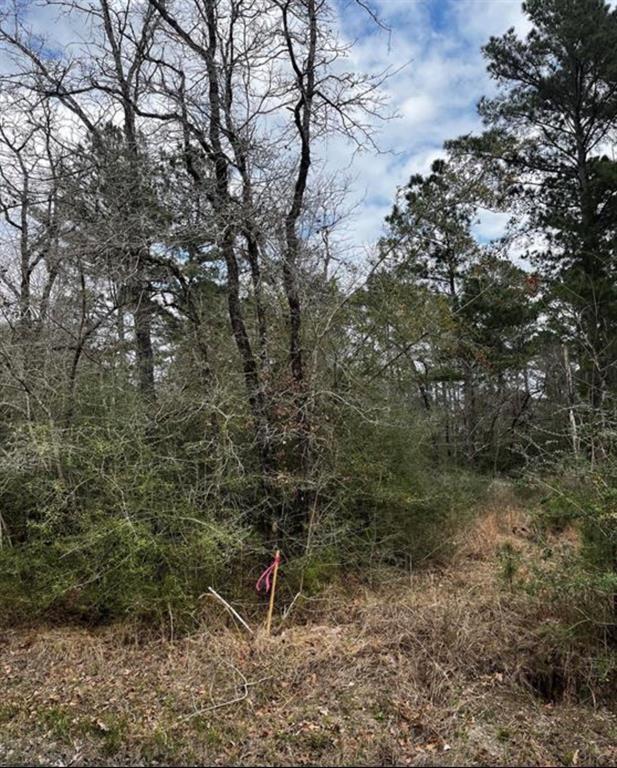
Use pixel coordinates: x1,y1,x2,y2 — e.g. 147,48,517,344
451,0,617,437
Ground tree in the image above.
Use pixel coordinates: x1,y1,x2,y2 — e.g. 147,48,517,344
383,159,481,302
377,156,539,468
0,0,161,400
458,255,539,469
449,0,617,455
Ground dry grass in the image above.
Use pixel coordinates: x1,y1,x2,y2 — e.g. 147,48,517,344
1,495,616,766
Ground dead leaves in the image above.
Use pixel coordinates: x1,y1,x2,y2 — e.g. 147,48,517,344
0,570,616,766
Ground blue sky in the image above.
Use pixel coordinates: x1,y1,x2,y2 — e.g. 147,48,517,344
4,0,532,254
330,0,532,252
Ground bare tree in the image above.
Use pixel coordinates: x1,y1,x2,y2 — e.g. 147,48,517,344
0,0,160,399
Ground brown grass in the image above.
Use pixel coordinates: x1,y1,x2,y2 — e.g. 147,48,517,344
1,496,616,766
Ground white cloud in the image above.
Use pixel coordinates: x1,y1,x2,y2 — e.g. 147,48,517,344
400,92,437,126
451,0,531,43
330,0,532,252
473,210,512,243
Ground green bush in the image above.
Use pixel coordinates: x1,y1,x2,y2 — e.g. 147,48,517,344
0,412,255,624
0,515,248,622
0,391,489,624
531,461,617,639
330,408,488,569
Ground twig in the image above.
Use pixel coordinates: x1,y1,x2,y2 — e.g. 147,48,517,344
176,668,272,724
204,587,254,635
176,663,249,722
282,590,303,621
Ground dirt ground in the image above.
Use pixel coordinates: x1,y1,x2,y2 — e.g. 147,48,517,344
1,502,616,766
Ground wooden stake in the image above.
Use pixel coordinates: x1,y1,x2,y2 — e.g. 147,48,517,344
265,550,280,636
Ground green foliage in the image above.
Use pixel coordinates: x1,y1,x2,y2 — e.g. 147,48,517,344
0,374,492,624
497,541,522,587
459,256,539,375
283,547,341,596
39,706,74,742
529,462,617,639
450,0,617,412
383,158,482,297
0,405,253,623
332,406,487,567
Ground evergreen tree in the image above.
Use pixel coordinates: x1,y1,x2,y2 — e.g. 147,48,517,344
383,159,481,302
450,0,617,434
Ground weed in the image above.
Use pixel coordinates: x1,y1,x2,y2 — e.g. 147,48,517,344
39,706,73,742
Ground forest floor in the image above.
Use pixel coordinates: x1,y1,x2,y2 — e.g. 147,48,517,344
1,495,616,767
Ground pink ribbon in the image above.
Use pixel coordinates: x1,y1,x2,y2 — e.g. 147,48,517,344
256,551,281,593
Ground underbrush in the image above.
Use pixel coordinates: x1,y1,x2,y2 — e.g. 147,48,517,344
0,414,260,625
528,460,617,649
331,408,489,569
0,404,488,626
1,501,617,767
476,473,617,704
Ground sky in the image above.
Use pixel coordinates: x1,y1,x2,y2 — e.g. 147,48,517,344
1,0,533,256
330,0,533,252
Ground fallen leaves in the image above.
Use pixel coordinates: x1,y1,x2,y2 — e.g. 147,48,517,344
0,540,615,766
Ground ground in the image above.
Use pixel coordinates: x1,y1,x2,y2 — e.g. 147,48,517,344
1,496,616,766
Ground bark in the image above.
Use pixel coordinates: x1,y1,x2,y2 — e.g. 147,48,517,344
132,283,156,400
281,0,318,481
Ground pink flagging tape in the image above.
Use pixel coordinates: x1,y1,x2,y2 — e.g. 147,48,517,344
256,551,281,594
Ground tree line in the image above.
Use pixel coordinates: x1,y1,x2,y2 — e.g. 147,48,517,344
0,0,615,621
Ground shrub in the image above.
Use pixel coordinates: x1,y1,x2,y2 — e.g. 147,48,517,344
328,407,488,569
530,460,617,640
0,412,254,625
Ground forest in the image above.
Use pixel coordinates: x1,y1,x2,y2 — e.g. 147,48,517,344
0,0,617,765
